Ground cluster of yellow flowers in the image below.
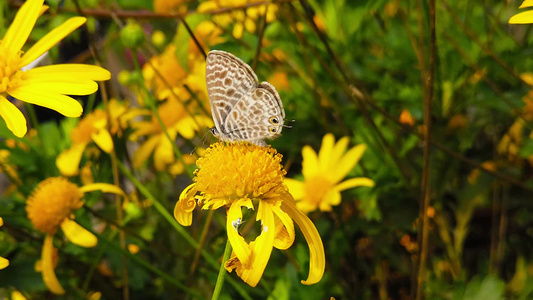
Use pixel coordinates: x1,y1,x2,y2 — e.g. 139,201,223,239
0,0,376,296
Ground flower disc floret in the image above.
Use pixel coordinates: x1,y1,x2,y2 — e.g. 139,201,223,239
194,142,287,204
26,177,82,234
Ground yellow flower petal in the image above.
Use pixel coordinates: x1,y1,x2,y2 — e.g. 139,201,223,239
271,203,295,250
10,290,26,300
510,10,533,24
154,132,175,170
20,17,86,68
237,201,275,287
79,183,126,197
0,0,43,56
334,177,375,192
227,199,253,267
56,142,87,176
320,189,339,211
284,178,305,201
0,256,9,269
302,145,319,178
42,234,65,295
328,136,350,169
280,199,325,285
91,129,114,153
330,144,366,183
8,88,82,117
24,64,111,81
0,96,27,138
17,80,98,96
174,184,197,226
520,0,533,8
60,218,97,248
133,135,160,168
318,133,335,171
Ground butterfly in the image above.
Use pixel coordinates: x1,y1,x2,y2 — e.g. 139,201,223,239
205,50,285,147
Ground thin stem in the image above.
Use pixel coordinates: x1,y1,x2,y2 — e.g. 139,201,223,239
415,0,435,298
116,160,252,300
211,239,232,300
190,210,215,277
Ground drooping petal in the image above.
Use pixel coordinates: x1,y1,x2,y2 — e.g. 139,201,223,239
330,144,366,183
271,202,295,250
174,184,197,226
19,17,87,68
520,0,533,8
317,133,335,172
56,142,87,176
91,129,114,153
0,96,27,138
8,88,82,117
0,257,9,269
509,11,533,24
302,145,319,178
24,64,111,81
79,183,126,197
334,177,375,192
0,0,43,56
280,199,325,285
283,178,305,201
15,80,98,96
227,199,253,267
133,135,160,168
236,201,275,287
42,234,65,295
60,219,97,248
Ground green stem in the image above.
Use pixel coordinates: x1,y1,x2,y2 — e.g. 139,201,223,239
211,239,232,300
116,160,252,300
130,49,194,178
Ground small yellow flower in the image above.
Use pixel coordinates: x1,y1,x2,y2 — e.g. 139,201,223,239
399,109,415,126
132,98,212,171
0,0,111,137
285,134,375,213
0,217,9,270
174,143,325,287
26,177,125,294
510,0,533,24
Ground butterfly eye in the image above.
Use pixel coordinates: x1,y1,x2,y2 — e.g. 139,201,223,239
269,117,279,125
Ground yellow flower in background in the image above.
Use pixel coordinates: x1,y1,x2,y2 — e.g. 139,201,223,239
143,44,188,101
154,0,188,13
510,0,533,24
285,134,374,213
0,217,9,270
26,177,125,294
0,0,111,137
198,0,277,39
56,100,140,176
174,143,325,287
132,98,212,171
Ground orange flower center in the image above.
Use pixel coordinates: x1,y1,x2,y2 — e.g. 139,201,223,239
26,177,83,234
71,109,108,144
303,176,333,207
0,48,23,93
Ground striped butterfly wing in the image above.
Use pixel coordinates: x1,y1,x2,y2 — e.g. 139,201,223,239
205,50,258,139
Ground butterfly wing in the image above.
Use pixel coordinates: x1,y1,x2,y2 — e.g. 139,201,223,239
205,50,258,138
223,81,285,143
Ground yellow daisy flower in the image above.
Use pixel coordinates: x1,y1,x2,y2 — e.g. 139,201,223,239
131,98,212,171
174,143,325,287
285,133,375,213
0,0,111,137
56,100,140,176
510,0,533,24
0,217,9,270
26,177,125,294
